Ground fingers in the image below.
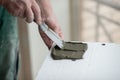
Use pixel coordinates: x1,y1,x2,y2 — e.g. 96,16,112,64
16,1,26,18
39,18,64,49
3,0,41,24
39,1,64,48
25,5,34,23
31,1,41,25
39,0,64,39
4,1,20,16
39,31,53,49
3,0,63,48
25,1,42,24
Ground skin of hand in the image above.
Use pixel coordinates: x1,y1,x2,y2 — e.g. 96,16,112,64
0,0,63,49
0,0,41,24
37,0,64,48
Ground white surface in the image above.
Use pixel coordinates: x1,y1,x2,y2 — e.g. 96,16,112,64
36,42,120,80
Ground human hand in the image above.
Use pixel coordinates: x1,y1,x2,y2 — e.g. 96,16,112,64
0,0,41,24
0,0,64,49
37,0,63,49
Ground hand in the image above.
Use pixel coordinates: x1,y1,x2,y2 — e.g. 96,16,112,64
0,0,41,24
0,0,64,49
37,0,64,49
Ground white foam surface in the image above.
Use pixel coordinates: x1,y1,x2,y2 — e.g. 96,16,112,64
36,42,120,80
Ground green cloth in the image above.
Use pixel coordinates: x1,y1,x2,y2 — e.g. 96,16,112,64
0,6,19,80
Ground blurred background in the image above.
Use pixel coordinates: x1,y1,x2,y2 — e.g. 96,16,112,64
18,0,120,80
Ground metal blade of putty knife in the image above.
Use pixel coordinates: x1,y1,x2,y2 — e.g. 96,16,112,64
39,23,64,49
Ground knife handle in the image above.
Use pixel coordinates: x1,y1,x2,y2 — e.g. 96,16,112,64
39,23,64,49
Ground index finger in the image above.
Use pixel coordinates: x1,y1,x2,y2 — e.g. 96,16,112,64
32,1,41,25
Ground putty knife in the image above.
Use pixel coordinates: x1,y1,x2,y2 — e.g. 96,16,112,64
39,23,64,49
